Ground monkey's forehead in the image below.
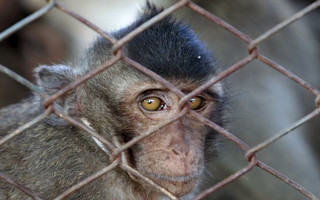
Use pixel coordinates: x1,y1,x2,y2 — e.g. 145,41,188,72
122,27,218,81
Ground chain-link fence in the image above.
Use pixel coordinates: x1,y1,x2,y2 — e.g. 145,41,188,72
0,0,320,199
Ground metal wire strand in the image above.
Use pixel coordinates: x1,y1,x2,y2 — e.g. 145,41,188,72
0,0,319,199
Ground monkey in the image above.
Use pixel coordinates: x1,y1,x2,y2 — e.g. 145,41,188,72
0,4,226,200
1,0,320,200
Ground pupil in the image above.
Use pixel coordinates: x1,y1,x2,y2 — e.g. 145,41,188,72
148,100,153,104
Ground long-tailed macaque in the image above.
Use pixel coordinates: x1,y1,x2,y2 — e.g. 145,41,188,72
1,0,319,199
0,4,225,200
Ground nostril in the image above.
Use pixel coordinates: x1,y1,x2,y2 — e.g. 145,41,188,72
169,137,190,158
172,148,179,156
172,148,185,161
171,144,189,159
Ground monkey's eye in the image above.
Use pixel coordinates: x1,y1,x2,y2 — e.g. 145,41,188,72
141,97,164,111
189,96,205,110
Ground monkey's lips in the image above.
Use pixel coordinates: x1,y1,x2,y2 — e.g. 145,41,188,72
142,172,200,197
145,172,199,182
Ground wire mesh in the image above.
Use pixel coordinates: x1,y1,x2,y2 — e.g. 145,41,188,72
0,0,320,199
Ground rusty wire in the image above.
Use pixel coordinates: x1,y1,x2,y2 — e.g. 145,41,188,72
120,163,179,200
248,0,320,51
54,109,116,153
0,0,56,42
53,158,121,200
245,108,320,161
193,158,258,200
257,161,319,200
0,0,319,199
0,64,43,95
0,106,53,146
0,172,41,200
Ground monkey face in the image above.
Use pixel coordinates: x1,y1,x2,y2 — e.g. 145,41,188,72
118,80,218,197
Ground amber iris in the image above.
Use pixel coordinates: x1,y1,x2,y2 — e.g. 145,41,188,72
141,97,162,111
189,96,204,110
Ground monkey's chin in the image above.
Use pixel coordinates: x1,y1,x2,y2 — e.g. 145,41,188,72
143,173,199,197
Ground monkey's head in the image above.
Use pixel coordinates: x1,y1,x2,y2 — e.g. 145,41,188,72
35,4,225,198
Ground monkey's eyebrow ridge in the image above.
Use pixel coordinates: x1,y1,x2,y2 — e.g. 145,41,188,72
204,90,219,100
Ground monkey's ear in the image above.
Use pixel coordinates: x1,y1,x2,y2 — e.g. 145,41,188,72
35,65,76,93
34,65,78,126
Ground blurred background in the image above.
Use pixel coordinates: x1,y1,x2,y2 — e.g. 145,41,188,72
0,0,319,199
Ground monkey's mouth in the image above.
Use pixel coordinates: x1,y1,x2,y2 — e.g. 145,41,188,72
141,172,200,197
144,172,199,182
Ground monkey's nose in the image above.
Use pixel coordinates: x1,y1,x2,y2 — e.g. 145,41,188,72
169,143,196,175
